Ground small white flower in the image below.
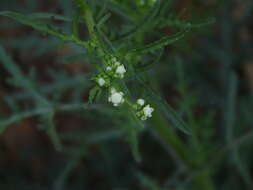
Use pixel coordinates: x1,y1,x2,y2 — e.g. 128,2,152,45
143,104,154,118
109,92,125,106
108,88,125,106
135,100,154,121
106,66,112,71
97,77,106,86
137,99,145,106
115,65,126,78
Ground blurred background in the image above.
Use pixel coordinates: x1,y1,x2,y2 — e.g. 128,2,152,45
0,0,253,189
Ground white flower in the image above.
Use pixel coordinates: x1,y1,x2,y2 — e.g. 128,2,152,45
105,56,127,79
143,104,154,118
115,65,126,78
97,77,106,86
116,65,126,74
137,99,145,106
135,100,154,121
106,66,112,71
108,88,125,106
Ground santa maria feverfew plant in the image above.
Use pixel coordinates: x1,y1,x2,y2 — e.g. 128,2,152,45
0,0,217,189
0,0,192,129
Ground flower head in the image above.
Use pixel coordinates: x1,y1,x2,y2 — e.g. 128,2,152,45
134,99,154,120
108,88,125,106
93,74,110,87
105,56,127,79
143,104,154,118
97,77,106,86
115,65,126,78
137,99,145,106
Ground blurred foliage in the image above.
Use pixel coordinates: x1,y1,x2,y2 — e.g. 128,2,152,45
0,0,253,189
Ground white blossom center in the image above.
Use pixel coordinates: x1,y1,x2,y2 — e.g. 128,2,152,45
116,65,126,75
137,99,145,106
108,88,125,106
98,78,106,86
143,105,154,118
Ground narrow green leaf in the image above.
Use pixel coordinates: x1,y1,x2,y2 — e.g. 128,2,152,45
29,12,73,22
95,25,115,52
45,112,63,151
159,0,172,17
96,13,111,28
233,150,253,189
224,73,253,188
95,86,102,101
128,129,141,162
0,11,88,47
125,116,142,162
0,103,85,134
130,26,190,54
93,0,133,22
159,101,191,134
135,48,164,72
159,17,216,29
0,11,68,39
88,86,101,103
54,148,86,189
0,108,48,134
0,46,49,105
96,0,108,20
115,0,161,42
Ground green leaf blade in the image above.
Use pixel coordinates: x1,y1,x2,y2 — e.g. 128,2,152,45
130,26,190,54
115,0,161,42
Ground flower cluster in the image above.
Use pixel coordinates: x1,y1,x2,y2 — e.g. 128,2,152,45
92,54,154,121
108,88,125,107
94,74,110,87
134,99,154,120
105,57,126,79
93,55,126,88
